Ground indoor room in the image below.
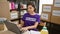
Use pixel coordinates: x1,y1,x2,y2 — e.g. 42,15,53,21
0,0,60,34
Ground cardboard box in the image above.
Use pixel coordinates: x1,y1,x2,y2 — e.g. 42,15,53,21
41,4,52,22
0,24,4,31
0,2,10,20
0,0,8,2
11,20,19,25
52,0,60,24
41,12,51,22
53,7,60,10
10,11,19,20
0,30,16,34
42,4,52,13
53,0,60,11
53,0,60,8
51,9,60,24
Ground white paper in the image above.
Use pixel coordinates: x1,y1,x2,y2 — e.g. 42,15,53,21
52,10,60,16
43,6,51,12
11,12,18,19
22,30,40,34
30,30,40,34
41,13,48,20
54,0,60,7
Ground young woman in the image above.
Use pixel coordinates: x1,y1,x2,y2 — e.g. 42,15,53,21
18,2,40,31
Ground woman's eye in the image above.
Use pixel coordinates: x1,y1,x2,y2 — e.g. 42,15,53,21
30,8,31,9
29,7,32,9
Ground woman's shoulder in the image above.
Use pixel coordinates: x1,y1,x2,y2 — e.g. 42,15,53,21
34,13,40,18
35,13,40,16
23,13,29,16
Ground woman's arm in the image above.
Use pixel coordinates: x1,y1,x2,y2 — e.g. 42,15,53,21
17,20,24,28
21,22,39,30
25,22,38,29
20,22,39,31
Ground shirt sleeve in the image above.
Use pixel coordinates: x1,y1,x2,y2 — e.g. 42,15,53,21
21,14,26,21
36,15,40,23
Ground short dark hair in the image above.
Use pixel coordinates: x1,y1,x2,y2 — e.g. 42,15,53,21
27,1,36,12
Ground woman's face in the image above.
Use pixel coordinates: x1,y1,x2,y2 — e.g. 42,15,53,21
27,5,35,13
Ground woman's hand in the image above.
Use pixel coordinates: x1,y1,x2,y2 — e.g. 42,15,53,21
17,24,22,28
20,27,28,32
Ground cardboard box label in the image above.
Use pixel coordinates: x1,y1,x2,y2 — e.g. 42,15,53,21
52,10,60,16
11,12,18,19
21,10,27,15
54,0,60,7
41,13,48,20
43,6,51,12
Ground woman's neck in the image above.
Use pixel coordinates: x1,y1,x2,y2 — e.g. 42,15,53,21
29,12,36,15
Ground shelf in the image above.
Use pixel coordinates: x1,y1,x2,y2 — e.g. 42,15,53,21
10,9,27,11
8,0,39,24
10,18,19,21
10,9,18,12
20,8,27,10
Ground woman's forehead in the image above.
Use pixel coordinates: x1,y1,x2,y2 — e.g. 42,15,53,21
28,5,33,7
